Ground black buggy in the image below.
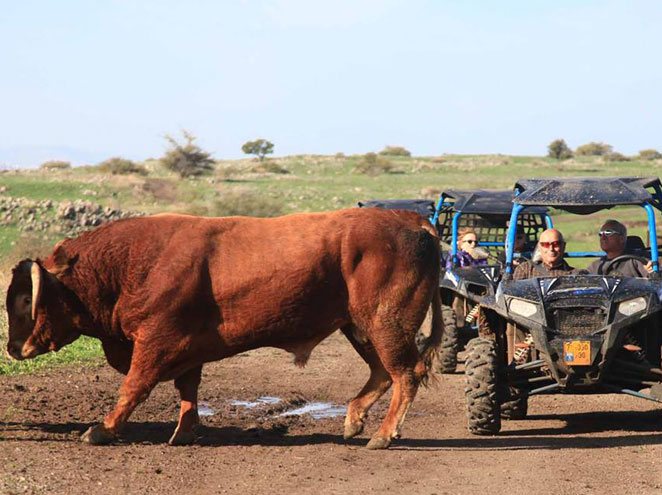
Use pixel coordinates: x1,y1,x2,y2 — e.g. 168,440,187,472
467,177,662,435
432,189,549,372
356,199,436,219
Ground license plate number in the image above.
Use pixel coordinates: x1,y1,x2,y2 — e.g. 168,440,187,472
563,340,591,365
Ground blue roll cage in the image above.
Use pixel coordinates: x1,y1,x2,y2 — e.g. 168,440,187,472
502,184,662,275
430,195,552,268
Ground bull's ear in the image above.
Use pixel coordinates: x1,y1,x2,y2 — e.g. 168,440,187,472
48,242,77,277
30,262,42,321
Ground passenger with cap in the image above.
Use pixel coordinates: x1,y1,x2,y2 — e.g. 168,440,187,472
513,228,576,280
587,220,652,277
498,225,529,267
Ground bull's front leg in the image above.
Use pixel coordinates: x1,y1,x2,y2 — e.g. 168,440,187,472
168,365,203,446
81,342,164,445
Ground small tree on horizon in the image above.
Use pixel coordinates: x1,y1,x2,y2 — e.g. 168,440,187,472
160,130,215,178
40,160,71,170
547,139,573,160
379,145,411,157
638,149,662,161
242,139,274,161
575,141,613,156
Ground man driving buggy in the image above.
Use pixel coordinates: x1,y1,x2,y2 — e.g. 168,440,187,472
587,220,653,277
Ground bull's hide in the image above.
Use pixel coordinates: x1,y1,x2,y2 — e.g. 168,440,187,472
6,208,443,449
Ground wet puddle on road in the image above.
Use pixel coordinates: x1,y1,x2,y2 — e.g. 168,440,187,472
198,402,216,417
278,402,347,419
199,396,346,419
229,396,282,409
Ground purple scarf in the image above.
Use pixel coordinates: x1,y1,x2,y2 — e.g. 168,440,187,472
446,250,488,270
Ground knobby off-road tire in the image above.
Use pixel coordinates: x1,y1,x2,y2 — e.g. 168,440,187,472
436,304,460,373
464,337,501,435
500,386,528,420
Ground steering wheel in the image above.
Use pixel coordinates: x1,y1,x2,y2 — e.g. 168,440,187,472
602,254,650,275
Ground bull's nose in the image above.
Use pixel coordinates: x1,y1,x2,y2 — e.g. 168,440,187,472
6,342,25,361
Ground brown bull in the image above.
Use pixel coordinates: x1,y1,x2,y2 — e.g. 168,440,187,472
5,208,442,449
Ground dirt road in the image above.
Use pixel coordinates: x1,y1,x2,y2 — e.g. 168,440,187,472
2,332,662,495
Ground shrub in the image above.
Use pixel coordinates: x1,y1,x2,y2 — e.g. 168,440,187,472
208,189,284,217
547,139,573,160
575,142,613,156
215,163,243,180
140,178,178,202
638,149,662,161
249,161,289,174
353,153,395,176
378,145,411,157
97,157,147,175
604,152,631,162
241,139,274,161
160,130,215,178
40,160,71,170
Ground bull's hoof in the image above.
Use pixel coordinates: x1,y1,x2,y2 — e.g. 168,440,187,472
81,425,116,445
366,435,391,450
168,428,196,446
343,421,364,439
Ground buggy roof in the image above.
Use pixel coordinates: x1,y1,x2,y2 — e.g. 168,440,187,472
441,189,547,215
513,177,662,214
357,199,435,217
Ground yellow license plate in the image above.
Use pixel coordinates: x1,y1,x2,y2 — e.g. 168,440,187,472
563,340,591,365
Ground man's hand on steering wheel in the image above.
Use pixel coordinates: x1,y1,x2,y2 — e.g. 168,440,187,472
604,254,653,274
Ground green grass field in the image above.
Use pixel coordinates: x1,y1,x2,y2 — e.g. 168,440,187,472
0,336,103,375
2,153,662,374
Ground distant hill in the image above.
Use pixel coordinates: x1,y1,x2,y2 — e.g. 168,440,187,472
0,145,104,169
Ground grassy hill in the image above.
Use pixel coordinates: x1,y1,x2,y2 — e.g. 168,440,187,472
2,152,662,374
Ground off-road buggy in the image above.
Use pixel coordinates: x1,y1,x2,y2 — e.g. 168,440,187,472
467,177,662,435
356,199,436,219
432,189,549,372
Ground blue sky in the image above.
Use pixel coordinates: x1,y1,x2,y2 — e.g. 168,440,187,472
1,1,660,167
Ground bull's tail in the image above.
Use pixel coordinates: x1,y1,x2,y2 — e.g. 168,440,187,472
419,286,443,387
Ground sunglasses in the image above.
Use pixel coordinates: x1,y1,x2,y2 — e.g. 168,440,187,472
539,240,562,249
463,239,478,245
598,230,622,238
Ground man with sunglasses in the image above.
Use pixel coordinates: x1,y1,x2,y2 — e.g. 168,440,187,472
513,228,576,280
587,220,651,277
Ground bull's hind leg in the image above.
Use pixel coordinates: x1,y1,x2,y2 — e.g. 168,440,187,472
341,325,392,440
365,331,428,450
169,365,203,446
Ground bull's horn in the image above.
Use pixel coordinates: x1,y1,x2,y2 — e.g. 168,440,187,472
30,262,42,321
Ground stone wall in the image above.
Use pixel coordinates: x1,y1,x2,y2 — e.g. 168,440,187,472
0,197,143,238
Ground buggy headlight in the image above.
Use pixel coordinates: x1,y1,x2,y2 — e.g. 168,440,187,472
617,297,647,316
509,298,538,318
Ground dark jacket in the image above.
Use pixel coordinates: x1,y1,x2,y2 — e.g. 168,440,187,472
497,251,530,267
587,257,648,278
513,259,576,280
